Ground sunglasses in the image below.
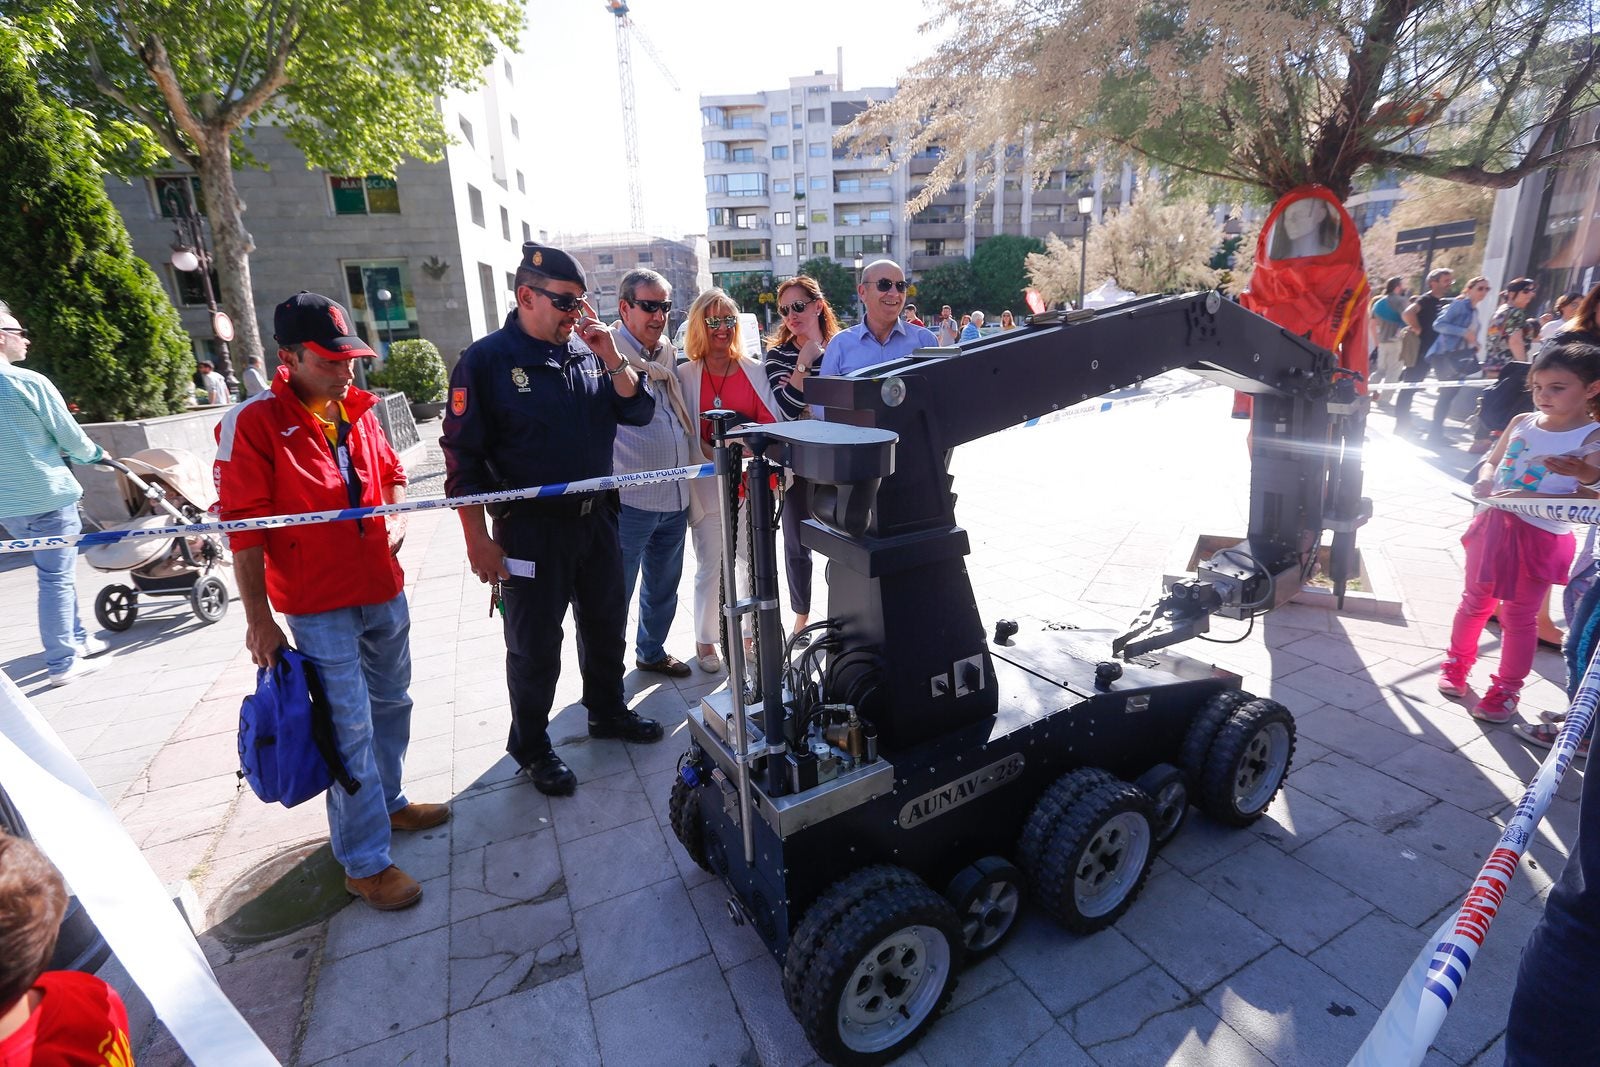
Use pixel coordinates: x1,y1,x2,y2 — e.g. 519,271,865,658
870,278,909,293
629,298,672,315
704,315,739,330
0,326,27,337
778,299,813,317
530,285,586,313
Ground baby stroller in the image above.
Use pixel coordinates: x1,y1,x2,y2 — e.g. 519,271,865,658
87,448,231,631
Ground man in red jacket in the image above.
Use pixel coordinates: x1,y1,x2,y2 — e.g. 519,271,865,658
215,291,447,912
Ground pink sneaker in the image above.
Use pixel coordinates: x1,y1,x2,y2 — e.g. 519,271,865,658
1438,659,1471,698
1472,685,1520,723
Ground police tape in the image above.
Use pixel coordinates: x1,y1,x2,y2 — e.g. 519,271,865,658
0,462,718,555
0,673,279,1065
1459,494,1600,525
1348,652,1599,1067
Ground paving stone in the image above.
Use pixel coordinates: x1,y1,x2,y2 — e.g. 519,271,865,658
1457,733,1586,804
1067,964,1187,1046
297,926,449,1064
324,874,450,960
1195,839,1374,954
552,733,638,781
1114,870,1276,995
446,775,551,853
1203,946,1375,1065
449,828,564,923
1388,799,1500,878
549,768,654,843
448,896,574,1012
1295,705,1415,765
573,878,709,996
1158,811,1259,876
447,973,599,1065
306,1019,446,1066
1294,822,1465,928
944,952,1015,1013
689,876,768,970
1251,784,1347,849
1088,1002,1272,1066
998,914,1149,1015
1290,752,1436,831
1427,898,1542,1065
1377,743,1527,815
590,955,750,1067
1276,662,1389,711
724,956,815,1067
560,816,677,910
916,979,1052,1067
1010,1024,1096,1066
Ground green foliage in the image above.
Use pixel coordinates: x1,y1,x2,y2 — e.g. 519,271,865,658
914,260,980,320
383,339,446,403
798,257,859,318
725,276,774,320
0,30,192,421
972,235,1045,315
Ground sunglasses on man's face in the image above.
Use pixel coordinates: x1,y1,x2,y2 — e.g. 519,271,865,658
778,299,813,317
704,315,739,330
530,286,586,313
0,327,27,337
629,298,672,315
870,278,908,293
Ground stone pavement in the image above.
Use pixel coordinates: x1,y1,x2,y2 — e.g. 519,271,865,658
0,380,1574,1066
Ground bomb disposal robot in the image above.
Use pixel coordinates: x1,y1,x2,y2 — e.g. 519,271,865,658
668,292,1368,1066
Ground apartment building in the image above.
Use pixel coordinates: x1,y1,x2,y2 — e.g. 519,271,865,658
554,232,710,327
106,52,544,369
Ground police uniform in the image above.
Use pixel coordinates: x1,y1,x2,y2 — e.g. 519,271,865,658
441,244,660,790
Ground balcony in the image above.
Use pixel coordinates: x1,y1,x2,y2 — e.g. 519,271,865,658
908,221,966,240
702,122,768,142
911,252,965,271
704,156,770,174
831,184,894,202
707,221,771,238
706,191,771,209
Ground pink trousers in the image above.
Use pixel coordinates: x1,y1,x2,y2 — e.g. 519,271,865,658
1448,510,1574,690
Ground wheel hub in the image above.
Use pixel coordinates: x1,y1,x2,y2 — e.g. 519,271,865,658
961,881,1020,951
1074,811,1152,918
838,925,950,1053
1234,722,1291,812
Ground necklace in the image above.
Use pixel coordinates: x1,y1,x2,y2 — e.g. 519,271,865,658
707,360,735,408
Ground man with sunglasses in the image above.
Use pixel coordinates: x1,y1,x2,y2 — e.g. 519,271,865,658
442,242,663,798
819,260,937,380
0,301,111,687
610,269,696,680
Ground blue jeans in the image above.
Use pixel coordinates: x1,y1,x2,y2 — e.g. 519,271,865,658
2,504,88,674
285,594,413,880
618,505,689,663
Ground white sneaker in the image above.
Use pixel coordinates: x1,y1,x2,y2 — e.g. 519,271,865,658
47,657,99,687
80,635,111,658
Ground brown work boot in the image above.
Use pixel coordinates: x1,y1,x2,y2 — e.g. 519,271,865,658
345,865,422,911
389,802,450,832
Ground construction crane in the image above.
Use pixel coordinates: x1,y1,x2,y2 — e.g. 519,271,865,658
606,1,681,231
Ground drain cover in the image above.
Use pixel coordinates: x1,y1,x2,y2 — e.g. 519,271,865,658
212,841,348,946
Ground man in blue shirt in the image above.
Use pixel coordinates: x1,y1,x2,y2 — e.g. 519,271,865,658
442,243,662,796
820,259,938,379
959,310,985,342
0,301,110,686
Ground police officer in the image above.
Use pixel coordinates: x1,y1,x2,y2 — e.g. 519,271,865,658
442,243,663,796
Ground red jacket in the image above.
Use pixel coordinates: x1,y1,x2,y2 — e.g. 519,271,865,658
214,369,406,615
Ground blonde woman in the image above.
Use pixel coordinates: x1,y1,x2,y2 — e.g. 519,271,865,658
676,289,781,673
999,309,1017,330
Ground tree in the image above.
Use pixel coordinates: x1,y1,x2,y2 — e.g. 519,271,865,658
0,29,192,421
798,257,859,318
844,0,1600,205
1026,196,1225,303
914,259,981,320
972,234,1045,314
10,0,524,365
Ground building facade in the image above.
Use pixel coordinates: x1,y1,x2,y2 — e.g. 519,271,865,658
554,232,708,328
106,52,545,372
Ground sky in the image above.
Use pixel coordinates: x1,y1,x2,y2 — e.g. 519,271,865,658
521,0,940,240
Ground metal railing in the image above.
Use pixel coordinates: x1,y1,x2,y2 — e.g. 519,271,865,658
373,391,421,454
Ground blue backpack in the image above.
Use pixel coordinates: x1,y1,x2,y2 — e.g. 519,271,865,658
237,649,361,808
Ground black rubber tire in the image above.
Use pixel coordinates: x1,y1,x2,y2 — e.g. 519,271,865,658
1197,699,1296,826
794,875,963,1066
1017,766,1117,876
1179,688,1254,783
1134,763,1189,846
1030,778,1156,934
667,776,711,872
191,576,228,624
945,857,1024,957
94,585,138,632
783,865,923,1021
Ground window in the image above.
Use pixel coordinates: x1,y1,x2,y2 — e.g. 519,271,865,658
795,215,807,230
735,211,759,229
870,209,892,222
706,174,727,194
711,239,769,261
869,176,891,190
835,235,890,257
504,58,514,82
810,176,826,190
638,251,653,263
1003,206,1021,224
807,107,826,123
708,207,734,227
812,241,828,255
793,140,802,157
459,115,475,146
478,262,498,328
791,105,801,123
912,204,962,225
1003,176,1022,191
154,175,205,216
702,106,726,126
808,143,827,158
705,142,729,161
510,116,520,141
835,178,861,194
467,185,485,227
731,147,756,162
774,211,792,226
600,284,617,297
773,180,791,193
726,173,768,197
837,209,861,226
1031,204,1062,223
772,145,789,160
341,261,415,347
598,253,614,266
330,175,400,215
776,242,794,257
522,221,532,242
811,210,828,223
772,111,787,127
729,112,757,129
506,270,516,293
516,170,526,193
167,264,219,307
500,206,511,240
919,238,947,256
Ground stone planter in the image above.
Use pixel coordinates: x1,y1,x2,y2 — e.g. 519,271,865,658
409,400,445,422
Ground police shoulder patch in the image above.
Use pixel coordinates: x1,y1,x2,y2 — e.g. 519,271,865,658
450,387,468,416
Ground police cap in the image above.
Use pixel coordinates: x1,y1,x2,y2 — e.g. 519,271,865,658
521,242,587,290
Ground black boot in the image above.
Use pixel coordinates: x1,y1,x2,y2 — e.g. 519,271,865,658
522,751,577,796
588,710,664,744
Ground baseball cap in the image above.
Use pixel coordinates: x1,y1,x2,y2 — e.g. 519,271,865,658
273,291,375,360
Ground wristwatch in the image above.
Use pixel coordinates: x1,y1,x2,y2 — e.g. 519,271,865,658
606,363,630,377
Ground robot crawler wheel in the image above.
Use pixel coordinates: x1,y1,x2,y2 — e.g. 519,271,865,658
191,576,228,624
667,774,711,872
1016,766,1118,877
1180,688,1254,784
945,857,1023,957
94,585,138,632
1196,699,1295,826
783,866,922,1020
787,867,962,1066
1134,764,1189,846
1026,776,1156,934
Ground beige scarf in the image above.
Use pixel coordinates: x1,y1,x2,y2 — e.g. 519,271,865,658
611,321,694,441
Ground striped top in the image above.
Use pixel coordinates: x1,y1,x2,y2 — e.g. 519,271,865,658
0,362,103,518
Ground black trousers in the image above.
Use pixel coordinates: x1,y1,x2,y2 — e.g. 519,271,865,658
495,497,628,767
782,476,814,617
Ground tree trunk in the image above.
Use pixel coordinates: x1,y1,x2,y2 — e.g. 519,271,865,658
195,130,263,373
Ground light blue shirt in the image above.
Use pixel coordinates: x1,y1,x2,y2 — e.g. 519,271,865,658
0,361,104,518
959,323,981,343
820,318,940,378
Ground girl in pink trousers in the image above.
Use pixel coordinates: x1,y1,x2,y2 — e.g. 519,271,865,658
1441,341,1600,722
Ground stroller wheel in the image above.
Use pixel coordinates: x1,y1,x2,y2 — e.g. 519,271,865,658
94,585,139,632
191,576,228,624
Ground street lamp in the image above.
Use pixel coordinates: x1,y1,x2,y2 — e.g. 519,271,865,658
375,288,395,351
1076,188,1095,309
163,182,237,393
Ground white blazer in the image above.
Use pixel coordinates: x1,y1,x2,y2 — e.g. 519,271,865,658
676,354,782,523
